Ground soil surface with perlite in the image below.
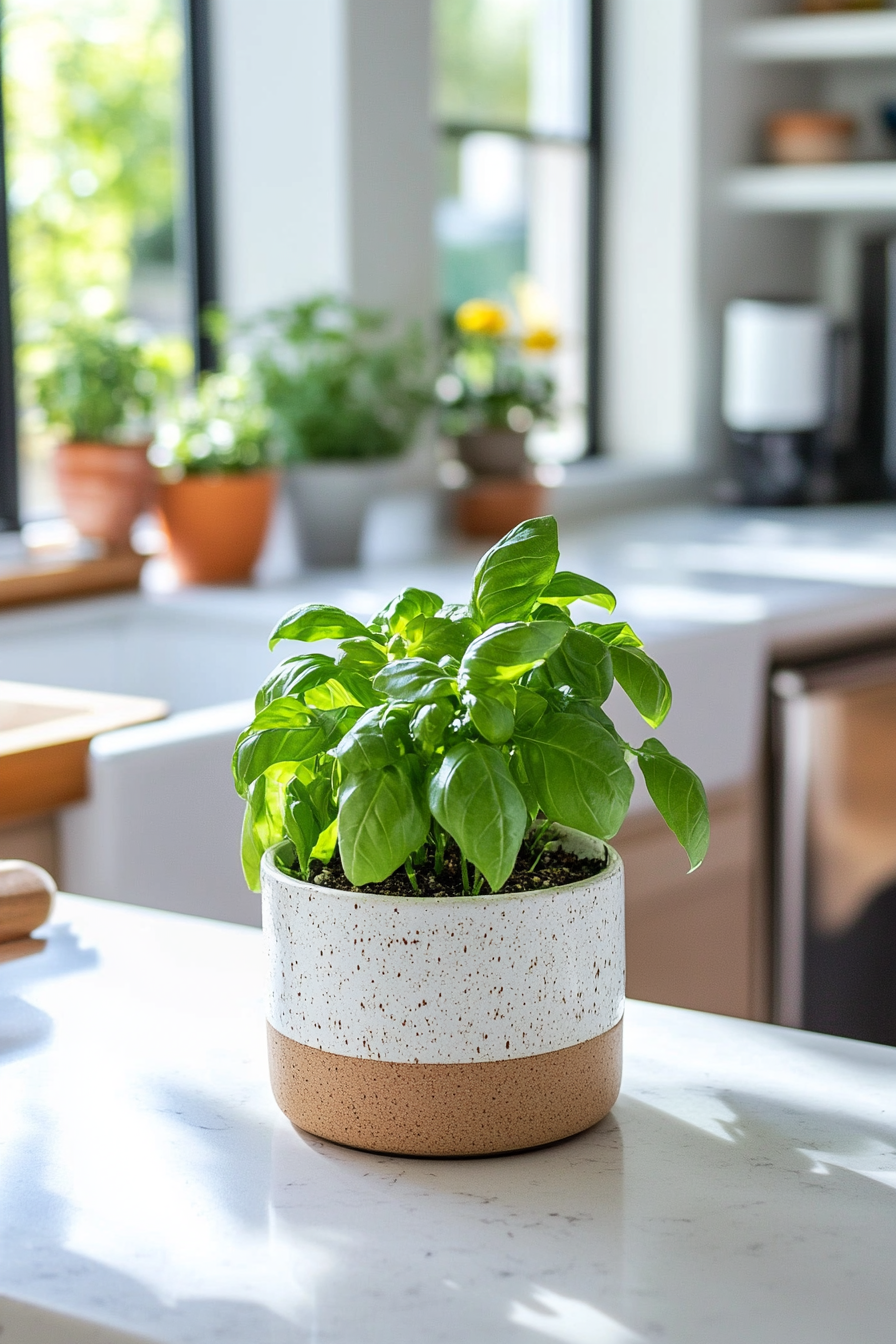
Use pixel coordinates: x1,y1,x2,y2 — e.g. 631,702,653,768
288,836,609,899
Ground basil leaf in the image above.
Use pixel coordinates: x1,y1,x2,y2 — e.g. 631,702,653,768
532,602,574,626
565,699,620,738
370,587,443,637
245,695,311,730
283,777,321,879
336,637,389,672
509,748,539,822
269,603,373,649
610,646,672,728
636,738,709,871
459,620,567,685
338,755,429,885
581,621,643,648
410,700,456,754
518,711,634,839
515,686,548,732
233,711,341,797
466,683,516,745
545,628,614,703
471,516,559,626
540,570,616,612
330,704,406,773
255,655,336,711
414,615,481,662
373,657,457,704
428,742,527,892
240,774,286,891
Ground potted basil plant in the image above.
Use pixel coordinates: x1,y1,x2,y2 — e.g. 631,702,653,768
150,362,278,585
253,295,431,568
34,318,177,551
234,515,709,1157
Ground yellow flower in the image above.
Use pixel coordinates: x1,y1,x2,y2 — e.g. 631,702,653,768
521,326,559,353
455,299,509,338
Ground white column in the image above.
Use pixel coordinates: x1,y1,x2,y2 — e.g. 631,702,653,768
600,0,699,464
211,0,434,323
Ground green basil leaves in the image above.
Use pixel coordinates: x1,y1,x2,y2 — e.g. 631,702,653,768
234,514,709,892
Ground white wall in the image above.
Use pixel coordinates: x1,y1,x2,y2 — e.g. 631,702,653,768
211,0,434,323
600,0,700,466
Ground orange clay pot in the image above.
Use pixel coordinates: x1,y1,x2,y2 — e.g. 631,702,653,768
158,470,278,585
454,478,546,539
55,441,156,552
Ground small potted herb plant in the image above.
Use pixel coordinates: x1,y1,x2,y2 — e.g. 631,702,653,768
234,515,708,1157
150,362,277,584
34,318,172,551
438,296,557,537
253,295,431,568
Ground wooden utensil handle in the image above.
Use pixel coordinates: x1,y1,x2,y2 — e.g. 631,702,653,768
0,861,56,944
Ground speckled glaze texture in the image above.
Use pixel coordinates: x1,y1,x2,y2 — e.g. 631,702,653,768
260,831,624,1067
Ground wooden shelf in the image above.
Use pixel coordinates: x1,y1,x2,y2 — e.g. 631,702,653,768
0,548,145,610
722,161,896,214
732,11,896,63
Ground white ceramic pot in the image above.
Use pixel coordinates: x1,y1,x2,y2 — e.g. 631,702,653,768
260,827,624,1156
285,460,401,568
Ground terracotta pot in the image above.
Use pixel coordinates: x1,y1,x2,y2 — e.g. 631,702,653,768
455,478,546,538
457,428,529,478
766,111,856,165
158,470,278,585
55,441,156,551
261,827,624,1157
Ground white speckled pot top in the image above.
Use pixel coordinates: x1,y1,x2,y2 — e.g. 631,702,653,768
261,830,625,1066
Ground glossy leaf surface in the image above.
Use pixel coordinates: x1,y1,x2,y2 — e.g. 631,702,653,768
610,646,672,727
428,742,527,891
518,712,633,839
269,603,373,649
471,516,559,626
338,755,429,885
637,738,710,871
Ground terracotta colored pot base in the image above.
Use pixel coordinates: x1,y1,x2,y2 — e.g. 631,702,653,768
268,1017,622,1157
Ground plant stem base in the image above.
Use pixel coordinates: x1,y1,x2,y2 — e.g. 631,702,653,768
267,1017,622,1157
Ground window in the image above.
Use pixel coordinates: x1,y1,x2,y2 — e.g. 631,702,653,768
434,0,598,463
0,0,214,529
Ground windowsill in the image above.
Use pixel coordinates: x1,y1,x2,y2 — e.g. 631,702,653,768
0,547,145,609
545,457,711,521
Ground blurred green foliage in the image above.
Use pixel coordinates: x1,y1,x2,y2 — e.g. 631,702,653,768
150,364,274,476
253,296,432,463
33,316,189,442
3,0,182,340
435,0,533,130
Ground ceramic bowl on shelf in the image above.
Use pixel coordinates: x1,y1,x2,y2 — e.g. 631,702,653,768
766,110,857,165
260,827,625,1158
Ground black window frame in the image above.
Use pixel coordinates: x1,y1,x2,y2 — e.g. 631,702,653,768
0,0,218,533
435,0,604,458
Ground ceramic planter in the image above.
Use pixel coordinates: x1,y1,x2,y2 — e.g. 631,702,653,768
260,827,624,1157
158,469,277,584
285,460,400,569
457,428,528,478
55,441,156,551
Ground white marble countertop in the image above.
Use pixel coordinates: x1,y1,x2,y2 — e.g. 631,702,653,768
3,894,896,1344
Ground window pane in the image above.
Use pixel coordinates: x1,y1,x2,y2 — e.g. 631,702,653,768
434,0,591,463
435,0,534,131
2,0,191,518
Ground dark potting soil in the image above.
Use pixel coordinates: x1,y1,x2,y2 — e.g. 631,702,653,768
293,835,609,899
